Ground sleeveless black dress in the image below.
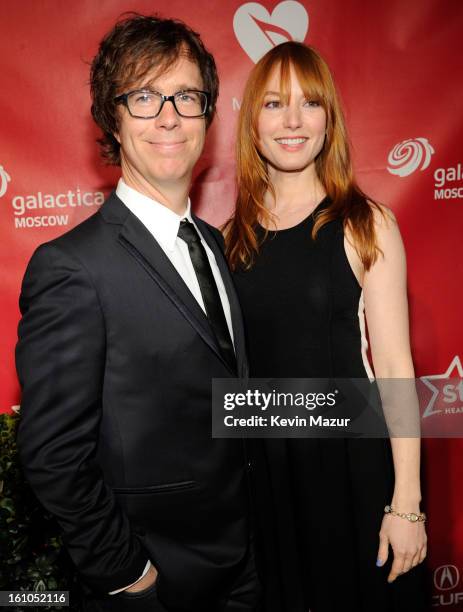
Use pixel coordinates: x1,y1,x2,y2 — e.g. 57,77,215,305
233,198,428,612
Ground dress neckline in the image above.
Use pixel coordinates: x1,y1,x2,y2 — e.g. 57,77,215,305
257,195,330,234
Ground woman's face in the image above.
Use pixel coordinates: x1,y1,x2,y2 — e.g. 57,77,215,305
257,64,327,177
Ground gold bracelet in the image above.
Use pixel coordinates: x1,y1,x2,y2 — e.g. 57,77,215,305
384,504,426,523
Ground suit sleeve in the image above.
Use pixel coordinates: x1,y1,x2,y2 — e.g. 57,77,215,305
15,243,148,593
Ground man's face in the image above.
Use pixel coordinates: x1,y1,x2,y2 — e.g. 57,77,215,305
115,55,206,194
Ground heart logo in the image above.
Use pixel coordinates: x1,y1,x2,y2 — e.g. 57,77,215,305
233,1,309,64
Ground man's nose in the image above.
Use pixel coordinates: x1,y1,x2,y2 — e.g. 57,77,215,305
155,99,180,129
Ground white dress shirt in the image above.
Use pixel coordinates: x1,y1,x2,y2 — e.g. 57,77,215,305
108,179,234,595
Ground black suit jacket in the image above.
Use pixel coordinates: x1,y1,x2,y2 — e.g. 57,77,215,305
16,192,250,610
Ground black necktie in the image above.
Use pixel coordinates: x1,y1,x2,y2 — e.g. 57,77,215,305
177,219,236,373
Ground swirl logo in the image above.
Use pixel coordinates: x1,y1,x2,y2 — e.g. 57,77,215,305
387,138,435,177
0,165,11,198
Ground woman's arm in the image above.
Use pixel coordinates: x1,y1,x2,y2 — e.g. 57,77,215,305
345,206,427,582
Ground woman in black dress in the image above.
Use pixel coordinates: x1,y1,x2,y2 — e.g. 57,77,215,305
225,42,428,612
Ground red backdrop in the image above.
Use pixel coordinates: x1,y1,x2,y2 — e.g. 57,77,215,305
1,0,462,606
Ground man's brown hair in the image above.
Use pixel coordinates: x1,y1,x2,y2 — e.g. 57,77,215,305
90,13,219,165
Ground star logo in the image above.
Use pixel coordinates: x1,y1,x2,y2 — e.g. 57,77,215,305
420,356,463,418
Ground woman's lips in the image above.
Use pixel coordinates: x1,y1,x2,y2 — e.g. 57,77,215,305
275,137,308,151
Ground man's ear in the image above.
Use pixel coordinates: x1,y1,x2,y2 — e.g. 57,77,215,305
113,112,121,144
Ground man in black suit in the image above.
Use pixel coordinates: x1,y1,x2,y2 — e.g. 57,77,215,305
16,15,259,612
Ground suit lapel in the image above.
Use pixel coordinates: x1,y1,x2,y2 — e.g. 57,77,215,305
193,216,248,378
100,193,236,373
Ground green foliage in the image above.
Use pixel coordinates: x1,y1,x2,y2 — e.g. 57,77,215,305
0,412,80,609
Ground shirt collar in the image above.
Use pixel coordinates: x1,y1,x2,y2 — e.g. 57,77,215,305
116,178,193,252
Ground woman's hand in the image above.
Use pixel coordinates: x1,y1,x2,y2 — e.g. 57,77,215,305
377,513,427,583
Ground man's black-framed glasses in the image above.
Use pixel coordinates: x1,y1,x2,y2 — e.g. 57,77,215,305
114,89,210,119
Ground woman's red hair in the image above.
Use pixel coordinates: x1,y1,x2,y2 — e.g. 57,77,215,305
224,42,382,270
